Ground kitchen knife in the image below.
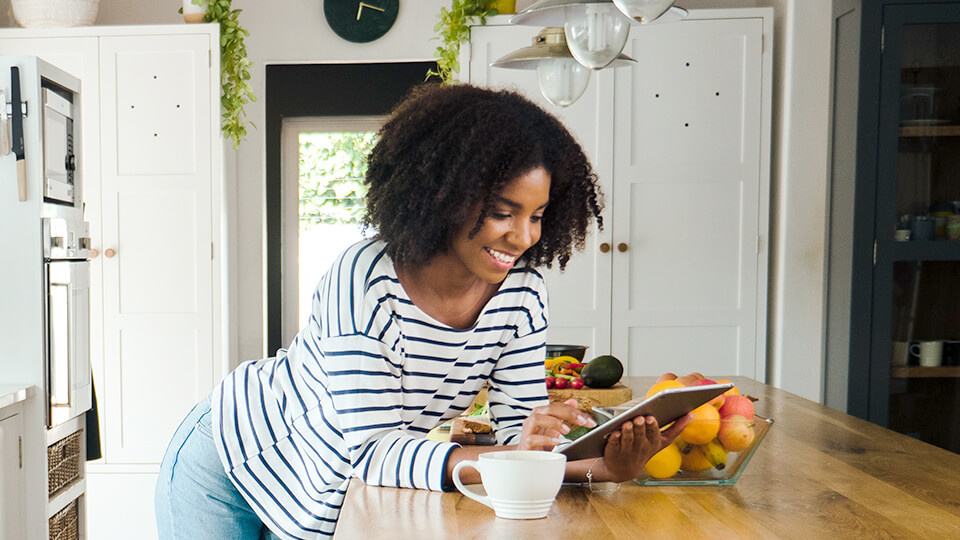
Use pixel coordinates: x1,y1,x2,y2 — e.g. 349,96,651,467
10,66,26,201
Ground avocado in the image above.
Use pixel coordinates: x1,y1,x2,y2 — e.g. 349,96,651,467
581,355,623,388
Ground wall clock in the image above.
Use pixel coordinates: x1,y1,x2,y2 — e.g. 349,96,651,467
324,0,400,43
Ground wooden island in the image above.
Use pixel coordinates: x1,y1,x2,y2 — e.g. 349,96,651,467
334,376,960,538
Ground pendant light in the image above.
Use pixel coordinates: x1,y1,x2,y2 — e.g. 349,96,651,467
491,27,635,107
510,0,686,70
612,0,680,23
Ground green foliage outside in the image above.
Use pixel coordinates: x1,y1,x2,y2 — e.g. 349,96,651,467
299,132,378,229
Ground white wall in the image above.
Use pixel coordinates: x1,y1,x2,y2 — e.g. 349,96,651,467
0,0,837,404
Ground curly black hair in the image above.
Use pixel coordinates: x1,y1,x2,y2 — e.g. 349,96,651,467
363,83,603,271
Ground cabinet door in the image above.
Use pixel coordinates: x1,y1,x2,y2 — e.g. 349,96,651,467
611,18,766,377
99,34,215,464
0,411,23,540
867,4,960,453
467,24,614,355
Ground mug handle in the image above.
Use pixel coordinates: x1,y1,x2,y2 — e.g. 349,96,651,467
910,344,921,356
452,460,493,510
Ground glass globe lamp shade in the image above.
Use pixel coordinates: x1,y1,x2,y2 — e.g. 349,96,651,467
536,58,592,107
612,0,677,23
563,3,631,70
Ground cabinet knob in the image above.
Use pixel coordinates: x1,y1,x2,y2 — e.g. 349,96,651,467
599,242,611,253
89,248,99,259
104,248,116,259
617,242,628,253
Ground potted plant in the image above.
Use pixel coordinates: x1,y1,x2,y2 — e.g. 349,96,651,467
428,0,514,83
181,0,255,148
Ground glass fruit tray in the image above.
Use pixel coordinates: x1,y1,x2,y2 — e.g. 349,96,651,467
635,415,774,486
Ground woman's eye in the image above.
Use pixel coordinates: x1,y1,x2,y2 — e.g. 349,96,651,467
491,213,511,220
531,215,543,223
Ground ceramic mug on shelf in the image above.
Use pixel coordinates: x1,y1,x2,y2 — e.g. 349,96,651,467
910,341,943,367
910,216,936,241
452,450,566,519
947,215,960,241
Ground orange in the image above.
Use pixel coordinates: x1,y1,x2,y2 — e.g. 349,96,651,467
679,404,720,445
679,444,714,472
645,379,685,398
644,442,682,479
715,379,740,397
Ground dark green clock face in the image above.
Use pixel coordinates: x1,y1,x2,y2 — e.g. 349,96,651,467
324,0,399,43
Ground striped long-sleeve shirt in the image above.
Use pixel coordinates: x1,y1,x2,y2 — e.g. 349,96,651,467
212,239,551,539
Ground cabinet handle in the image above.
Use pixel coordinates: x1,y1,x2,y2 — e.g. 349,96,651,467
104,248,116,259
89,248,99,259
617,243,628,253
599,242,611,253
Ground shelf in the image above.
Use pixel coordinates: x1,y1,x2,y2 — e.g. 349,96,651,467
891,366,960,378
886,241,960,261
899,125,960,137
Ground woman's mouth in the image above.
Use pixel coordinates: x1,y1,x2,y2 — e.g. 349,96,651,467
485,248,517,269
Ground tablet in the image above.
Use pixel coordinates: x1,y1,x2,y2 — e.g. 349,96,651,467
553,383,734,461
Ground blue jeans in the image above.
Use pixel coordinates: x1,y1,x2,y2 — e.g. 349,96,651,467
155,395,281,540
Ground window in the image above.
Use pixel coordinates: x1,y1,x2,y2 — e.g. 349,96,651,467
280,117,383,344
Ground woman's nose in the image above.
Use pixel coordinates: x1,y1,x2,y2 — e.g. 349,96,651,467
508,220,538,248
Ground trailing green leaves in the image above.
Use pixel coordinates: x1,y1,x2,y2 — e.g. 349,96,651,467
189,0,256,148
427,0,497,83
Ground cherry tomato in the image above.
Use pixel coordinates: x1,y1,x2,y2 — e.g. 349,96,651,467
571,378,584,390
545,376,556,389
554,378,569,389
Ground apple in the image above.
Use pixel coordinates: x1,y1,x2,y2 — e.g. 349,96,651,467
691,378,724,408
718,414,755,452
718,394,754,420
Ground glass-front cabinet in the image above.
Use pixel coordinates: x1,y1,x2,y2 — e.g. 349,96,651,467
854,2,960,454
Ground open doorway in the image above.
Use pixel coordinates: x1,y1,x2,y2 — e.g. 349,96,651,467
265,62,437,355
280,117,381,344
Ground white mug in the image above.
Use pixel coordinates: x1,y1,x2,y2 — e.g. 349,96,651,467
910,341,943,367
452,450,566,520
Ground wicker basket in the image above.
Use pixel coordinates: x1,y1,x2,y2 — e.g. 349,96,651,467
49,498,79,540
11,0,100,28
48,429,82,497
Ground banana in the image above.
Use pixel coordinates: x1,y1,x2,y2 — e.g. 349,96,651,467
675,438,692,454
700,439,727,470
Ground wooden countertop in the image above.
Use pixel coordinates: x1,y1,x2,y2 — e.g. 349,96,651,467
333,376,960,538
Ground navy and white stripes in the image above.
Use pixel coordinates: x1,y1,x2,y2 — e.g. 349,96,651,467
212,240,550,539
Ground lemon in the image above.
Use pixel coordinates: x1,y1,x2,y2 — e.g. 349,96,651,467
644,442,682,479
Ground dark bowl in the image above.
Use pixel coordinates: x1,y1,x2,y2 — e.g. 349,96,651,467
546,344,588,361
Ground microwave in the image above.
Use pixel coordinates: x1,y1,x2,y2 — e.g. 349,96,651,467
41,84,77,206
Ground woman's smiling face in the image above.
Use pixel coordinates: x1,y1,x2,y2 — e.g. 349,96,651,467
450,166,551,284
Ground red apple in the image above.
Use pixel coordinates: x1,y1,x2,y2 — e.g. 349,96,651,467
718,394,754,420
718,414,755,452
691,378,724,408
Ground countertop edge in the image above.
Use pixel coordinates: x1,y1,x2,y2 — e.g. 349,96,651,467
0,384,37,411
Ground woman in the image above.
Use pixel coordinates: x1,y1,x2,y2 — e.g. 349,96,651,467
155,84,691,539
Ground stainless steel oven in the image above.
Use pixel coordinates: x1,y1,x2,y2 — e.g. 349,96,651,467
43,216,92,427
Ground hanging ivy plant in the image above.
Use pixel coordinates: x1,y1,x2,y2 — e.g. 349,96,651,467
427,0,499,83
182,0,256,148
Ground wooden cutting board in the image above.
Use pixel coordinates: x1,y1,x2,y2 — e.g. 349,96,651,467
548,384,633,412
467,384,634,414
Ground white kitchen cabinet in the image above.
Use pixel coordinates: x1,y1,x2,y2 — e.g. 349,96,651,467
0,405,24,540
0,25,224,540
466,9,772,379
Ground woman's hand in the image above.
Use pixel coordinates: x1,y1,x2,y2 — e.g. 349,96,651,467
517,398,596,451
592,412,693,483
